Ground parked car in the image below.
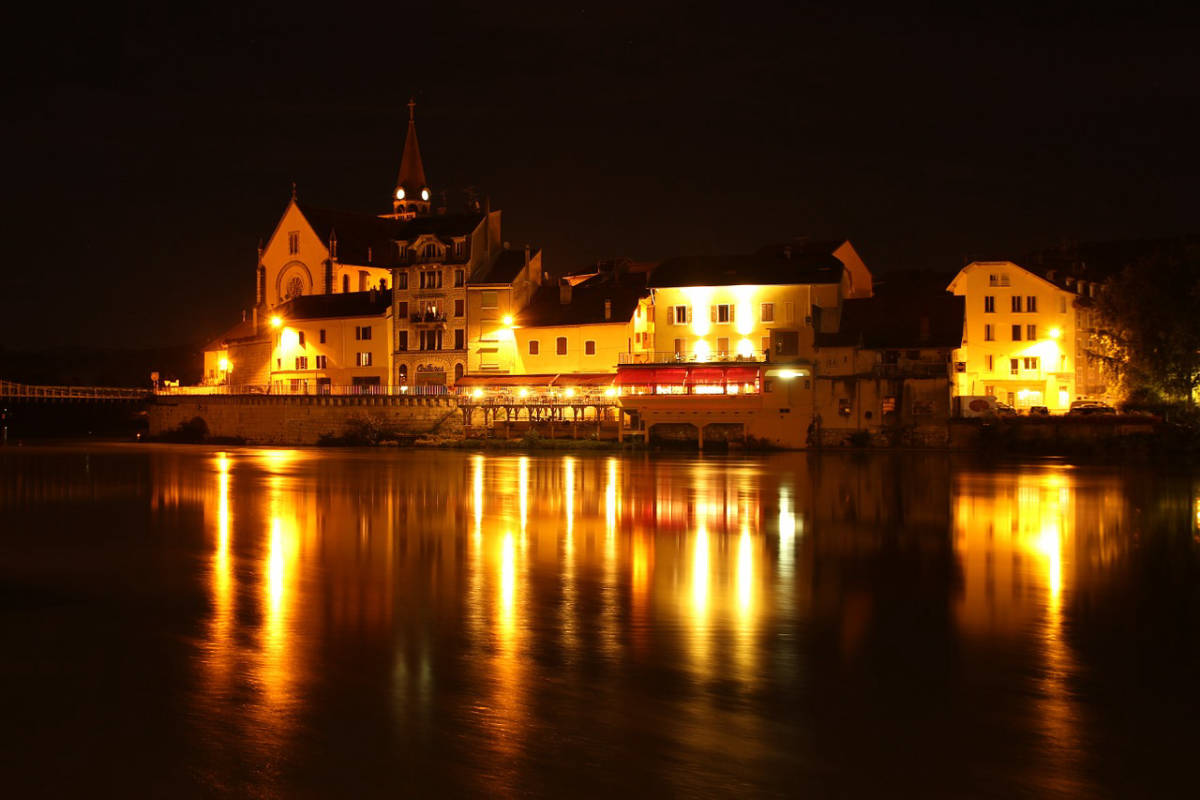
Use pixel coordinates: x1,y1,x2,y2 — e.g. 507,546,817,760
1029,405,1050,416
995,402,1018,416
1067,401,1116,416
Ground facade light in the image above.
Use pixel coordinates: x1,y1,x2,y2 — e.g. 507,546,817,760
1049,327,1062,339
565,388,576,398
218,357,230,372
471,388,483,398
395,188,405,200
518,388,529,398
270,316,283,328
421,188,430,201
502,314,514,327
604,387,617,397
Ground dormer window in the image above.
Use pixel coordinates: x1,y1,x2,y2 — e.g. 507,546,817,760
422,243,439,260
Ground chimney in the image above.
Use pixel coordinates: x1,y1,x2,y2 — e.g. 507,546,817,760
604,299,612,320
559,277,572,305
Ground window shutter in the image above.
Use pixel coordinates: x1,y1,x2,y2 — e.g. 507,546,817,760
710,305,717,323
730,305,736,322
686,306,693,324
668,307,675,325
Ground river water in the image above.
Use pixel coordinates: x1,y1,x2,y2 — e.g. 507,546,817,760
1,444,1197,797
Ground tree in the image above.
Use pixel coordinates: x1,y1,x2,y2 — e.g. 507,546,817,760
1093,246,1200,407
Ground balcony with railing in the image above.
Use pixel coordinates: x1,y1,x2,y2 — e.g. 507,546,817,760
409,311,448,326
618,350,769,365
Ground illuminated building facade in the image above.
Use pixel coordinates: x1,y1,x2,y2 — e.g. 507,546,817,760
947,261,1082,410
265,291,392,393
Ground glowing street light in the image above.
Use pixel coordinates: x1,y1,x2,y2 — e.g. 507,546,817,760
218,357,230,372
565,387,576,398
502,314,515,328
1048,327,1062,339
471,388,484,399
270,315,283,328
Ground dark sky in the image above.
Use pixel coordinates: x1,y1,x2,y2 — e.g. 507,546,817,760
4,1,1197,348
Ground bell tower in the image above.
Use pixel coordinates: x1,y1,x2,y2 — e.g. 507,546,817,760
390,99,431,219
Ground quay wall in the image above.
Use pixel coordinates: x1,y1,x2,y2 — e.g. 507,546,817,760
150,395,462,445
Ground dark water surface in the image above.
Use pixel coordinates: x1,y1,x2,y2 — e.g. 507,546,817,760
1,444,1198,797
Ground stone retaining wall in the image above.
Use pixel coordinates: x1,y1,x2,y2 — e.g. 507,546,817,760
150,395,462,445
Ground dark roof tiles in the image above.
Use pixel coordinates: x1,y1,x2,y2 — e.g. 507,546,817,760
275,290,391,321
817,294,964,350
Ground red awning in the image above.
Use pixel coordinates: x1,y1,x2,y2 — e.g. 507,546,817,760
616,369,656,385
552,373,617,387
653,368,689,384
689,367,726,383
455,374,558,388
724,366,761,382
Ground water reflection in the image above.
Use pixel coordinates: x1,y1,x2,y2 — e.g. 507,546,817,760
4,445,1197,796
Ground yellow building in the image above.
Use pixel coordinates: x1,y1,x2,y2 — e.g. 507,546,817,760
641,240,873,364
266,291,392,393
464,247,545,375
947,261,1080,410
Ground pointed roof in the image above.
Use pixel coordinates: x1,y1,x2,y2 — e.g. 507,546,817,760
395,99,427,194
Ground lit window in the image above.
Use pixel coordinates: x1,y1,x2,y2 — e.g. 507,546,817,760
356,352,373,367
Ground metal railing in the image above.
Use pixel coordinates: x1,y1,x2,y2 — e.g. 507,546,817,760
1,379,150,400
156,384,450,397
618,351,769,365
458,391,619,406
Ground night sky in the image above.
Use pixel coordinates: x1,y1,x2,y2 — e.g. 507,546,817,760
5,2,1197,349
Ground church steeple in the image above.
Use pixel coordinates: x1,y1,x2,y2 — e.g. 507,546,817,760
392,99,430,217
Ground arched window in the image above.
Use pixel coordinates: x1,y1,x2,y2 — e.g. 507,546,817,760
454,363,464,381
398,363,408,383
342,274,350,293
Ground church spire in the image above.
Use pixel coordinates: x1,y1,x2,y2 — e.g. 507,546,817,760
392,98,430,216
